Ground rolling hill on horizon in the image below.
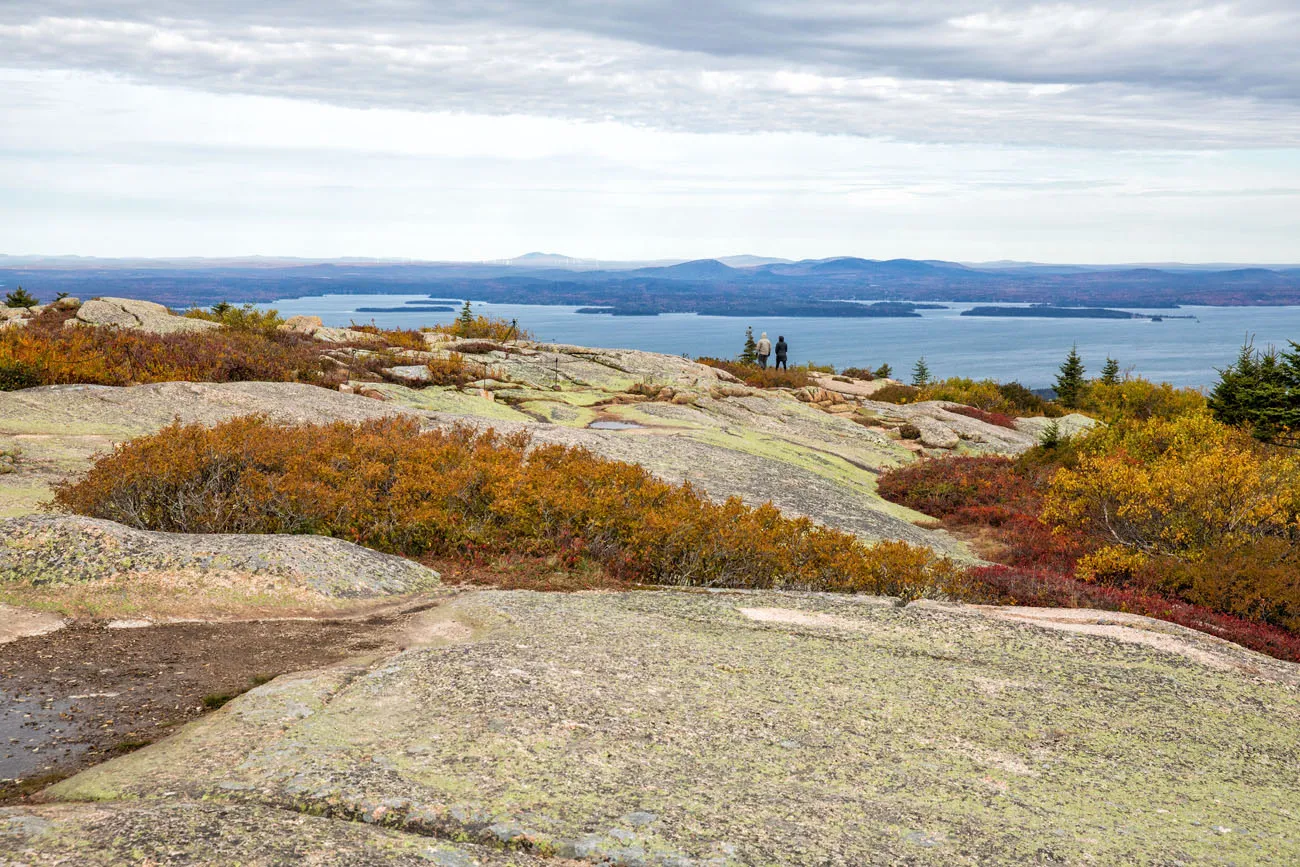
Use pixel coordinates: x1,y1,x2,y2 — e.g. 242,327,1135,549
4,253,1300,315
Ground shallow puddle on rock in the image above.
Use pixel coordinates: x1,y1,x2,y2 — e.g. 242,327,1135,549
588,420,645,430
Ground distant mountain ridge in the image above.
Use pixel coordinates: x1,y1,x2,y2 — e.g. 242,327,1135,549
4,253,1300,314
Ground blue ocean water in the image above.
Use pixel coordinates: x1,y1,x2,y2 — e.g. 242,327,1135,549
266,294,1300,390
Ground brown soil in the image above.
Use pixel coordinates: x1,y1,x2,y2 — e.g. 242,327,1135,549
424,553,633,593
0,604,433,804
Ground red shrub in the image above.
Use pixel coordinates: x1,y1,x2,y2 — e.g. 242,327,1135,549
876,456,1039,519
966,566,1300,663
944,405,1018,429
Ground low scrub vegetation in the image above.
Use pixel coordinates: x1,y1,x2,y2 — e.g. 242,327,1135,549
0,314,337,389
878,412,1300,660
183,302,285,335
54,415,965,598
1074,377,1206,423
868,383,921,404
423,353,494,387
696,357,813,389
943,405,1018,429
349,323,428,351
427,302,530,342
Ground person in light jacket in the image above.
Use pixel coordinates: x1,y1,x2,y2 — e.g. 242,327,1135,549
774,335,789,370
756,332,772,369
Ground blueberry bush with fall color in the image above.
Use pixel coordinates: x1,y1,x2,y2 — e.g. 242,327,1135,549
53,415,967,599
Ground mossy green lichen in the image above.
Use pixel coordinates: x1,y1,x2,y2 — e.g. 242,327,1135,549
42,590,1300,865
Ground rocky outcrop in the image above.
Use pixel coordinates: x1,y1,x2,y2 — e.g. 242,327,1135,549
69,297,219,335
280,314,324,334
0,514,441,599
1,380,970,558
1014,413,1099,439
33,588,1300,864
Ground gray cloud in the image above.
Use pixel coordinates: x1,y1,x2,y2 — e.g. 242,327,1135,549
1,2,1298,146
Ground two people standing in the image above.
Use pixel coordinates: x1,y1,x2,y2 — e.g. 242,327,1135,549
756,332,789,370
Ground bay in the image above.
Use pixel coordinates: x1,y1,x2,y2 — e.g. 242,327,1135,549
266,294,1300,390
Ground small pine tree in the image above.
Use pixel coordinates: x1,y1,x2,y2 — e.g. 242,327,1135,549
911,357,931,387
874,363,893,379
211,301,233,316
3,287,38,309
1039,419,1063,449
1100,357,1120,385
457,300,475,328
1055,344,1086,408
741,326,758,364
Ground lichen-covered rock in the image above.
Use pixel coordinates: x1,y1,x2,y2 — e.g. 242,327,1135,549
281,314,324,334
0,800,549,866
0,514,441,599
71,297,220,335
311,325,377,343
1014,413,1100,440
1,379,969,558
45,589,1300,865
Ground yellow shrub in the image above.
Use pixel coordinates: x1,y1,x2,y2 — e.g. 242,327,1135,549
1043,412,1300,560
1076,546,1150,582
1077,378,1205,423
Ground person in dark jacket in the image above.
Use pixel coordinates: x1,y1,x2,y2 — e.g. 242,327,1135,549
774,336,789,370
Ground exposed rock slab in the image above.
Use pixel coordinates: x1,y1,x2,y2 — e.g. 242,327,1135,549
0,514,441,604
70,297,219,335
0,379,969,558
45,589,1300,865
0,800,550,866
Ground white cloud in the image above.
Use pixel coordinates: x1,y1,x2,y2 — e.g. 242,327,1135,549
0,3,1298,146
1,69,1297,261
1,3,1298,259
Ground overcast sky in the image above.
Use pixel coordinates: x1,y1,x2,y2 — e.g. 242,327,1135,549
2,2,1298,262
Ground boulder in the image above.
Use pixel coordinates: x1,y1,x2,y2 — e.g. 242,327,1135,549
71,298,220,335
280,314,323,334
1015,413,1100,440
311,326,373,344
50,296,81,310
0,515,441,600
382,365,434,384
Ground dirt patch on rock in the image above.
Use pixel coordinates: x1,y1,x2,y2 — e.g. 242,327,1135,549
0,605,64,645
0,603,440,804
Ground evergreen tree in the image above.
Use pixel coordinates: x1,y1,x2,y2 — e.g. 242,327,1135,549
3,287,38,309
874,363,892,379
741,326,758,364
911,357,931,387
1054,345,1086,408
1209,339,1300,447
1100,357,1120,385
457,300,475,327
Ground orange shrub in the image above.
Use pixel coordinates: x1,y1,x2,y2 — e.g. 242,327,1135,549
0,319,335,388
348,323,428,351
867,384,921,404
54,415,963,598
423,353,491,386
